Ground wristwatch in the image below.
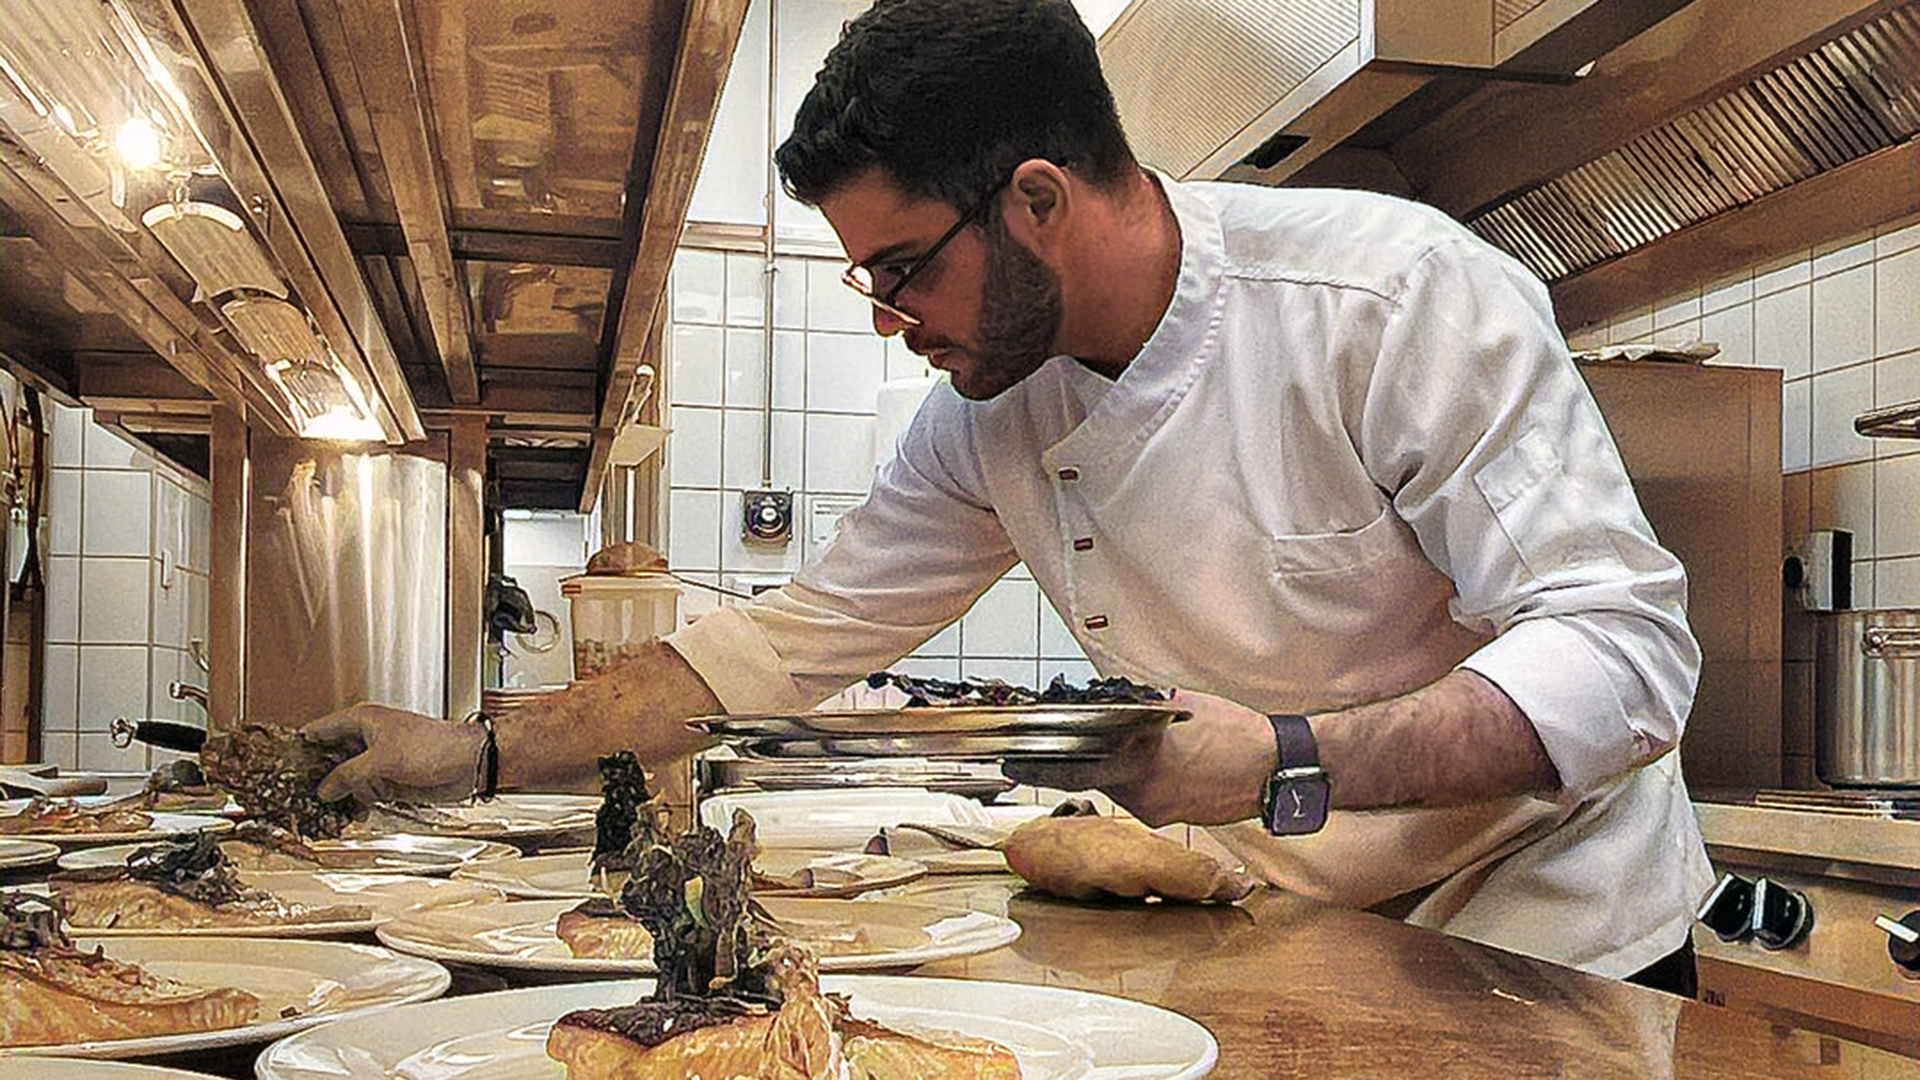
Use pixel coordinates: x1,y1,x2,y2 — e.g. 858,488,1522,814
1261,713,1330,836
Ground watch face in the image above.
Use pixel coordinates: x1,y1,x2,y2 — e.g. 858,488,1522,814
1266,774,1330,835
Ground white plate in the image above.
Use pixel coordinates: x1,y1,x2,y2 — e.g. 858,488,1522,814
51,872,504,937
453,848,927,899
12,1059,229,1079
0,936,450,1060
375,894,1020,974
0,800,232,846
0,838,60,870
698,787,996,850
256,974,1217,1080
57,834,521,876
348,794,599,841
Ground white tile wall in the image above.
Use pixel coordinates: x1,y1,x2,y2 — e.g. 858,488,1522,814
805,331,887,413
1809,364,1874,469
723,328,768,409
1601,211,1920,609
39,404,211,770
1752,286,1811,380
47,470,81,556
49,405,85,468
725,251,767,328
81,472,152,557
803,413,878,494
43,644,78,734
78,558,151,644
83,423,147,470
45,556,80,643
1811,265,1873,374
77,644,151,729
664,247,1093,695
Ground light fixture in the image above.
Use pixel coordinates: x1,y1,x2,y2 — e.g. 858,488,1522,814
142,201,287,300
1,0,396,444
263,359,385,442
219,295,322,364
115,115,162,169
0,0,194,164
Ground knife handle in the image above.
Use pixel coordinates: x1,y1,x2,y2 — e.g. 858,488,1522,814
110,717,209,752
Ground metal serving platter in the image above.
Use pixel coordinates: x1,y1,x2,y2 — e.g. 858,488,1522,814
690,704,1186,761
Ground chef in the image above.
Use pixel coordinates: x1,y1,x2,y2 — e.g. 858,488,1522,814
310,0,1712,996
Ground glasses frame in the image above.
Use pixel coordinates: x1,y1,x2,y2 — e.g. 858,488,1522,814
841,179,1009,327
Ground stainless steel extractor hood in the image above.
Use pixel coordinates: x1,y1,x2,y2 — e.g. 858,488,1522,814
1099,0,1690,182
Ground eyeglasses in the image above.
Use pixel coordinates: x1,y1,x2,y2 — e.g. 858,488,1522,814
840,179,1009,327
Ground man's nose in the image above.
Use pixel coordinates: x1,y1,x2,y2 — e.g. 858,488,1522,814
871,305,910,337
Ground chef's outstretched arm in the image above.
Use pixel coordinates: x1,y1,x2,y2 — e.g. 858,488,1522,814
1008,669,1560,828
306,640,722,804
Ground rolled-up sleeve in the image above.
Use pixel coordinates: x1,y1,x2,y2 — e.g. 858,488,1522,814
668,388,1018,713
1359,240,1701,797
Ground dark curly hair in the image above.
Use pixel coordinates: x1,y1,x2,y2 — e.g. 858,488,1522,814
774,0,1137,212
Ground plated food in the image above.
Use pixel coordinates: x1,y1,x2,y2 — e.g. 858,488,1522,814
542,808,1018,1078
691,674,1188,763
5,931,451,1060
257,973,1221,1080
375,892,1016,974
198,724,360,838
0,797,153,837
344,793,601,841
0,798,229,846
455,848,927,900
48,834,372,934
0,893,257,1049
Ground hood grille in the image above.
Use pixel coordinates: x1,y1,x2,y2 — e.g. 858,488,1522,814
1468,3,1920,282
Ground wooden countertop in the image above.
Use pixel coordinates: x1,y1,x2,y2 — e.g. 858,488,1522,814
4,865,1912,1078
894,877,1915,1079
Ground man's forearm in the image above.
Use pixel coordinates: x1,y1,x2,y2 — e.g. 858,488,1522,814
1316,668,1562,810
494,640,724,792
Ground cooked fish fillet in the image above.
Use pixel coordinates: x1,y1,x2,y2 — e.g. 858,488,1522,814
0,800,152,835
0,944,259,1047
840,1016,1022,1079
555,899,654,959
547,944,1020,1080
53,877,371,931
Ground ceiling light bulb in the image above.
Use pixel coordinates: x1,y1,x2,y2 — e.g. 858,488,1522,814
115,116,163,170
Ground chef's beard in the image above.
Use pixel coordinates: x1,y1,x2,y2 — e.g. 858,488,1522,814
948,215,1062,401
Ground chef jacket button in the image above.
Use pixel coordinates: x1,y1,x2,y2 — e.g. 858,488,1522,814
1083,615,1109,631
1072,537,1093,552
1057,467,1079,481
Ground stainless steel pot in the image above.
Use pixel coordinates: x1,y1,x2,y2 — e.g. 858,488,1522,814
1815,609,1920,787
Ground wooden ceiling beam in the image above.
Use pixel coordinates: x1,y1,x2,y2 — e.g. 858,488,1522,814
329,0,481,406
342,221,626,269
75,352,217,404
0,158,292,433
583,0,751,512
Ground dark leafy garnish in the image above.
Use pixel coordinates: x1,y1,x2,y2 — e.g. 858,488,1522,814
1,892,69,952
124,833,258,907
200,724,359,838
865,671,1168,707
590,751,663,873
145,759,208,794
617,808,775,1004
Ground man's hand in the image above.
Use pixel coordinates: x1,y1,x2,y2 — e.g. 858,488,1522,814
304,704,485,805
1003,689,1276,827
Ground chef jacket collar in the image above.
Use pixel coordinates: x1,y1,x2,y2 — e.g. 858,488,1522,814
1037,172,1227,477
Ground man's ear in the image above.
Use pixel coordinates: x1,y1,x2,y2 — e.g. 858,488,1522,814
1004,159,1071,248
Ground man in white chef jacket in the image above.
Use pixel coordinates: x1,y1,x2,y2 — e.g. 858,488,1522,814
311,0,1713,994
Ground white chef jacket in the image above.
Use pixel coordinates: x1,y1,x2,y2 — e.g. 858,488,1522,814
669,177,1714,978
